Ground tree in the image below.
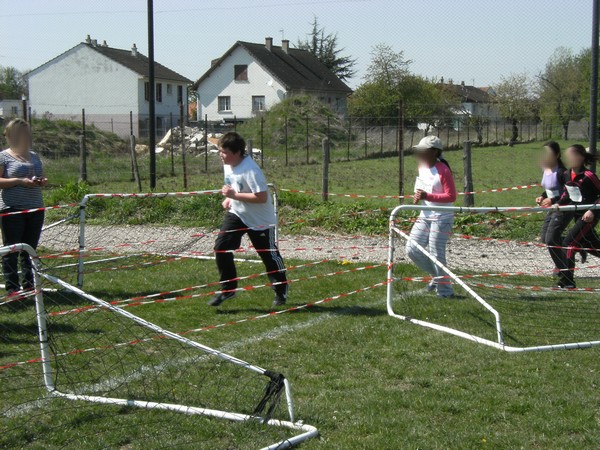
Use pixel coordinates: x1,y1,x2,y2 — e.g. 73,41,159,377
494,73,537,143
297,16,357,82
0,66,28,99
349,44,456,127
537,47,586,140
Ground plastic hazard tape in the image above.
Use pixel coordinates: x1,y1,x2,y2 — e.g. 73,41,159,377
280,183,541,200
0,280,390,372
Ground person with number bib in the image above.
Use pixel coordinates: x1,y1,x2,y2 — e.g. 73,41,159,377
535,141,569,276
554,144,600,289
405,136,457,298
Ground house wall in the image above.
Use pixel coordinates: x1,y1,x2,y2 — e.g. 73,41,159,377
197,46,287,122
28,44,188,138
136,79,188,138
0,100,23,118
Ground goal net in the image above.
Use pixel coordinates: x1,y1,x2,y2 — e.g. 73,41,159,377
0,244,316,449
387,204,600,352
36,187,279,287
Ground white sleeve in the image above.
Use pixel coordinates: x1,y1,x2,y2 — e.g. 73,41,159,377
245,166,268,193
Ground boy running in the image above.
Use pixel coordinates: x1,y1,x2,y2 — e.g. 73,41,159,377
209,132,288,307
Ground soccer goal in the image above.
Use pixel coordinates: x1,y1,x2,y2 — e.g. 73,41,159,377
387,204,600,352
36,186,279,287
0,243,317,449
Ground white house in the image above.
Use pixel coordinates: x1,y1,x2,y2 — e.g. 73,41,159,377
27,36,192,138
443,81,499,119
0,98,23,120
192,38,352,122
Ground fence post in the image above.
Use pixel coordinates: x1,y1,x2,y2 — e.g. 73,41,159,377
247,138,253,160
398,101,404,203
169,112,175,176
347,117,351,161
204,114,208,173
260,116,264,168
180,102,188,190
284,116,289,166
380,121,384,155
463,141,474,207
322,138,330,202
305,115,309,164
79,108,87,183
130,135,142,192
364,124,368,158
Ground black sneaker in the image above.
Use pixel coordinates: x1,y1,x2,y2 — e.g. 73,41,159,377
557,281,576,290
272,294,287,307
207,291,236,306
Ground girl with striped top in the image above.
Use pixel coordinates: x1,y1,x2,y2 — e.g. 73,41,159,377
0,119,48,295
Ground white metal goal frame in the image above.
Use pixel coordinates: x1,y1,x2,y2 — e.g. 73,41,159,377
386,203,600,353
5,243,318,450
74,185,280,287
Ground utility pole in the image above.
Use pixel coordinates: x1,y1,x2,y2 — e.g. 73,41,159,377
147,0,157,189
590,0,599,172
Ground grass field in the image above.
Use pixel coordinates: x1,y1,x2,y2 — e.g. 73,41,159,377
2,138,600,448
2,249,600,449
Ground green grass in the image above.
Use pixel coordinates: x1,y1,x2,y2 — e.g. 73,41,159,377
2,255,599,449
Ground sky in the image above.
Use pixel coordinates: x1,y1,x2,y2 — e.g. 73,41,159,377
0,0,594,89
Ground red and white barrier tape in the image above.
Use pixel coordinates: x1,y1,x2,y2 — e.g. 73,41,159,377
0,280,390,372
280,183,541,200
51,262,384,316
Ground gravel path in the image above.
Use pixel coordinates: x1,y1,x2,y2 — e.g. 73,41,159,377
39,224,598,277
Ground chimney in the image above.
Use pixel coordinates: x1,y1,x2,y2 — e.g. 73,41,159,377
91,39,98,47
101,40,108,47
265,37,273,51
282,39,290,54
131,43,138,57
85,34,92,44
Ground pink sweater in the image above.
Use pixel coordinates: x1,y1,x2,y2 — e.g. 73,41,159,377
419,161,457,204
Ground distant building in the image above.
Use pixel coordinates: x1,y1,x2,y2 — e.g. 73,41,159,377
192,37,352,122
442,80,499,119
0,97,23,120
27,36,192,138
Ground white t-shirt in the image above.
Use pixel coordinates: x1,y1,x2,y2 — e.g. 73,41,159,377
224,156,275,230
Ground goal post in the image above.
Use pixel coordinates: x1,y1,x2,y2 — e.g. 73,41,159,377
387,203,600,353
0,243,317,449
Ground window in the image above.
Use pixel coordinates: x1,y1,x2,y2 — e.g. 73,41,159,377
177,85,183,104
10,106,18,115
144,81,150,101
252,96,265,112
234,65,248,82
156,83,163,102
166,84,173,95
218,96,231,111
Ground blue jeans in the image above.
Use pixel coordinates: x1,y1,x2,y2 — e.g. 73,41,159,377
405,215,454,297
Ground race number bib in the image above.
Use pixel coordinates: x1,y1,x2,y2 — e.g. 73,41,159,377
414,176,433,194
566,185,582,202
545,189,560,199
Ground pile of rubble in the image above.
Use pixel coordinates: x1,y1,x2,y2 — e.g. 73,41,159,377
133,127,262,157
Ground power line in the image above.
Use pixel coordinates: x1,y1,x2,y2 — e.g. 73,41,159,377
0,0,373,18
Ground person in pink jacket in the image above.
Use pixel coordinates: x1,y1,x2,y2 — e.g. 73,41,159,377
405,136,458,298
